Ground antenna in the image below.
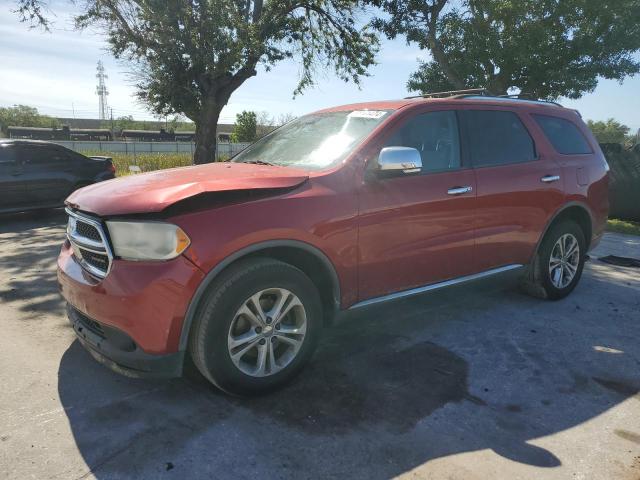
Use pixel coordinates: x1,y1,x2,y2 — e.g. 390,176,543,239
96,61,109,120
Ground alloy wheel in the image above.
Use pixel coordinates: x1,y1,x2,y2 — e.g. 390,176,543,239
548,233,580,289
227,288,307,377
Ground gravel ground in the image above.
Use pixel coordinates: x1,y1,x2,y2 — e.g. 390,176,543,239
1,209,639,480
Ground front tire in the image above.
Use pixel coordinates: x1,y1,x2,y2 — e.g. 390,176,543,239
524,220,586,300
189,258,322,396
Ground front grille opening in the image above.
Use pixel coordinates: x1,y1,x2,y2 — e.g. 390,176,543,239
71,307,137,352
67,208,112,279
81,249,109,270
76,311,105,339
76,221,102,242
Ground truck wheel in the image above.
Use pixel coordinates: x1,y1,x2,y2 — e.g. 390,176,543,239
189,257,322,396
524,220,587,300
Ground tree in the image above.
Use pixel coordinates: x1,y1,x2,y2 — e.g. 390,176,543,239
17,1,377,164
587,119,631,144
253,111,296,139
0,105,59,134
255,111,274,139
371,0,640,99
230,111,258,143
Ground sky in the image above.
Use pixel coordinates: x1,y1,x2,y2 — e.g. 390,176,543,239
1,3,639,131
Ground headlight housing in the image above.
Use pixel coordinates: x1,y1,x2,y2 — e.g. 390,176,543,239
106,221,191,261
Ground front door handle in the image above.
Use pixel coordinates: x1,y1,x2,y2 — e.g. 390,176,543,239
541,175,560,183
447,186,473,195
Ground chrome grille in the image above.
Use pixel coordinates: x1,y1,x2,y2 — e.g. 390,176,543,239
66,208,113,279
76,221,102,242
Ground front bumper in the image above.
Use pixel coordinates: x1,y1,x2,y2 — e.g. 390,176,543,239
67,304,184,378
58,240,205,374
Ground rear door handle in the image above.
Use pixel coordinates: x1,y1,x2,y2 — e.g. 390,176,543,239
541,175,560,183
447,186,473,195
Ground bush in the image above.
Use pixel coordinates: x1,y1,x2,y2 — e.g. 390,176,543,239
601,143,640,222
79,151,228,176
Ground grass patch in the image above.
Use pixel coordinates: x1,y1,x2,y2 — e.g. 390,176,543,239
606,218,640,236
81,151,193,176
80,151,229,176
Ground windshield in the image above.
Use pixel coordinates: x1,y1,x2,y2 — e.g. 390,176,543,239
232,110,392,170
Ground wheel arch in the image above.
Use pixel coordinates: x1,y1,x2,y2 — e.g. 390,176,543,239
534,202,594,261
178,240,341,352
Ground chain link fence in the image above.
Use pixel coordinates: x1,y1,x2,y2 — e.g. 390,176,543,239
53,140,250,160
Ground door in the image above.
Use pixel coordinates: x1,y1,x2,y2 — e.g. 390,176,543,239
18,145,78,205
0,145,28,210
460,109,565,271
358,110,477,302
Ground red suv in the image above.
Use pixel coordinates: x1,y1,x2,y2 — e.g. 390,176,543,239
58,93,609,395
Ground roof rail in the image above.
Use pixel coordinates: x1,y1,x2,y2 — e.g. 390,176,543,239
405,88,563,107
405,88,491,99
496,93,563,107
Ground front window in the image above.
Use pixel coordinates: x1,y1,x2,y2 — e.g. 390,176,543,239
232,110,392,170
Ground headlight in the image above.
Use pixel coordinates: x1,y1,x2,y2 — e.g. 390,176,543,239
106,221,191,261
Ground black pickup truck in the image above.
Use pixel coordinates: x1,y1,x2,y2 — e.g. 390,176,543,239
0,140,116,214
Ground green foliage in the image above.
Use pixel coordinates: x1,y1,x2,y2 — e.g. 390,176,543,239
230,111,257,143
601,143,640,222
0,104,60,133
372,0,640,99
607,218,640,236
587,119,631,145
79,151,222,176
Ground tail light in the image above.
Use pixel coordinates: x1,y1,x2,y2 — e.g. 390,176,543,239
108,162,116,174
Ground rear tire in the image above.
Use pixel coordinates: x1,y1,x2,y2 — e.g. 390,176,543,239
189,257,322,396
523,220,586,300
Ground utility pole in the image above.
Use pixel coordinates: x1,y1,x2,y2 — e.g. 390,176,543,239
110,108,115,139
96,61,109,120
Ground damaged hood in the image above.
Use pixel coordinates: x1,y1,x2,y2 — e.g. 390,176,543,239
66,162,309,216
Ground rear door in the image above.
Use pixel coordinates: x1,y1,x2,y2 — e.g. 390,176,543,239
19,145,78,205
460,108,565,271
0,145,28,210
357,109,477,301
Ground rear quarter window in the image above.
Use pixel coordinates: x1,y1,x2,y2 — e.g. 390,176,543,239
462,110,536,167
532,114,592,155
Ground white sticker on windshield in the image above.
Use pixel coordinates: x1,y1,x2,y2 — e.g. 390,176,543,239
348,110,387,119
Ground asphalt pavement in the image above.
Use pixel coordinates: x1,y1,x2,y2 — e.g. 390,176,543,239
1,209,639,479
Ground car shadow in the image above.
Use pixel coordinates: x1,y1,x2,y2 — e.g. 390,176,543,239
56,274,640,479
0,209,67,318
4,213,636,477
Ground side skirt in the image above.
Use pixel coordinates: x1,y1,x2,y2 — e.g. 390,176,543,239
349,264,524,310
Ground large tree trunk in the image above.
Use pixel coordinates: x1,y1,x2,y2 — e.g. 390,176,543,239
193,100,222,165
192,69,257,164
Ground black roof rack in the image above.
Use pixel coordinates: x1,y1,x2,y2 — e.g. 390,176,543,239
405,88,490,99
405,88,563,107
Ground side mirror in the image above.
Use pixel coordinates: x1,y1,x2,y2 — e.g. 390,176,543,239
376,147,422,174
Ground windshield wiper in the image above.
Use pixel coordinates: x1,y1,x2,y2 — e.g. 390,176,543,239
240,159,278,166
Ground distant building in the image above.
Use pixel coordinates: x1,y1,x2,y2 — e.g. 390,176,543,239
7,120,236,142
58,118,234,142
8,125,112,141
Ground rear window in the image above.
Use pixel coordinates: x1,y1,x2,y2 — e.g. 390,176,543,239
24,146,66,164
533,115,592,155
